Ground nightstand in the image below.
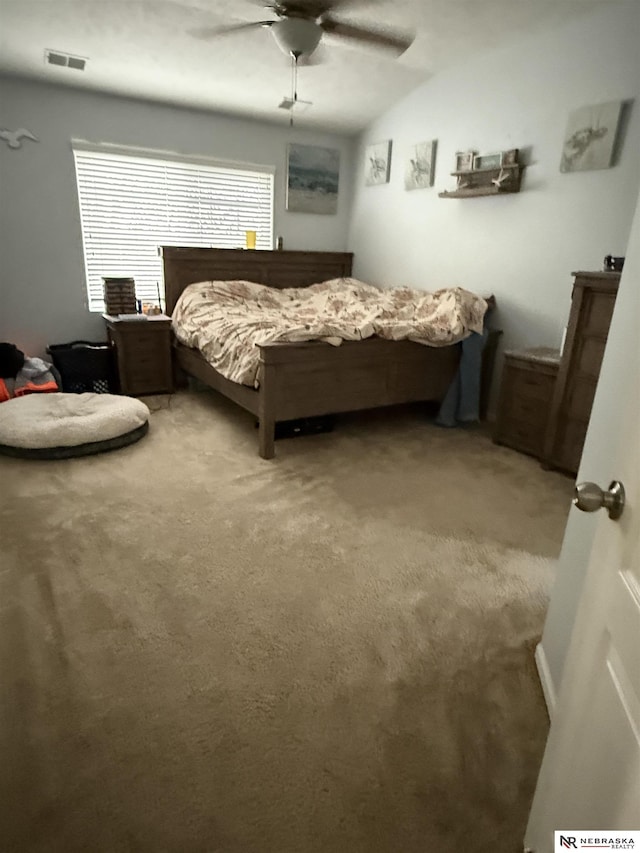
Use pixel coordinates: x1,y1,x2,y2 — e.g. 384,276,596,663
104,314,173,396
493,347,560,459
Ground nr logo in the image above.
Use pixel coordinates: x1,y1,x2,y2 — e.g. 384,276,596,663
560,838,578,849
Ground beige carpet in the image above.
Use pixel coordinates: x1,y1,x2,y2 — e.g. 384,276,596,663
0,390,573,853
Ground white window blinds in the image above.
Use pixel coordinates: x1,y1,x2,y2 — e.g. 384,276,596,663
73,145,274,312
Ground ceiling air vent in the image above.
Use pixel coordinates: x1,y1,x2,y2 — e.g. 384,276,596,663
44,50,87,71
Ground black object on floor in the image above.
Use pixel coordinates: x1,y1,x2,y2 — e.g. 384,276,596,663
0,343,25,378
255,416,335,440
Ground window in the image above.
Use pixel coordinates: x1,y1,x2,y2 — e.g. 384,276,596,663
73,144,274,312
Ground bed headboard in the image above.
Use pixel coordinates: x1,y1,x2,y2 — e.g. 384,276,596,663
161,247,354,316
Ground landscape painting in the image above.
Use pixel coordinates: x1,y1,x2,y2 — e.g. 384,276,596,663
560,100,622,173
286,143,340,214
405,139,437,190
365,140,392,186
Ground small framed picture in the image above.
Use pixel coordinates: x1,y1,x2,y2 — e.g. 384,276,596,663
473,151,503,170
455,150,475,172
365,139,392,186
287,143,340,214
405,139,437,190
560,100,623,173
502,148,519,166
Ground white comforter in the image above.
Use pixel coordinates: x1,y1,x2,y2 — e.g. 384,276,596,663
172,277,487,387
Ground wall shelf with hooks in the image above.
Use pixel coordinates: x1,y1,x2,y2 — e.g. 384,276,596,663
439,150,524,198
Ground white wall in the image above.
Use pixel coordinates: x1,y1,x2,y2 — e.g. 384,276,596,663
349,1,640,409
0,77,355,356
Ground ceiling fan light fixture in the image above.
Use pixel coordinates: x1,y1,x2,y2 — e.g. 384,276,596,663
271,17,322,57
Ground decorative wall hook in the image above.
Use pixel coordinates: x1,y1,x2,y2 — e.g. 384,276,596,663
0,128,39,149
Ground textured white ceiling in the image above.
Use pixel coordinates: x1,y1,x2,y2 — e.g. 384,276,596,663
0,0,609,135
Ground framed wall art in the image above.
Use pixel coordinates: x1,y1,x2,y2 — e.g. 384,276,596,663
560,100,623,173
405,139,437,190
365,140,392,186
286,143,340,214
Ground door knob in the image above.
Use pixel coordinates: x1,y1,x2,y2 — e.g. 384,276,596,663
573,480,625,520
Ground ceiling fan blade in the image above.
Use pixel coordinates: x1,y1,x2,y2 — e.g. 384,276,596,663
320,16,414,55
189,21,274,40
264,1,330,16
267,0,381,16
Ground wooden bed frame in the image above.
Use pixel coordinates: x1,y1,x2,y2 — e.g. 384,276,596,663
162,247,494,459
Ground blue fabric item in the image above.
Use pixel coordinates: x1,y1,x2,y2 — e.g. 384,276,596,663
435,321,490,428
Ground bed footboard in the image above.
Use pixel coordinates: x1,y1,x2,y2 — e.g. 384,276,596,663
176,331,500,459
255,338,461,458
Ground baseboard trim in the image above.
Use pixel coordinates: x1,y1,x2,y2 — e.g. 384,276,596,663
535,642,556,718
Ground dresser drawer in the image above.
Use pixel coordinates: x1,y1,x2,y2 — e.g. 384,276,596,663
125,374,171,395
508,393,549,428
125,349,170,371
495,416,546,457
507,365,556,403
549,418,588,475
578,287,617,338
120,334,169,357
564,375,598,423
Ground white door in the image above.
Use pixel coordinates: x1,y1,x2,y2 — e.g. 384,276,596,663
524,204,640,850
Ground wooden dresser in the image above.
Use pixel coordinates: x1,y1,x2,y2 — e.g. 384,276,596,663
543,270,620,475
493,347,560,459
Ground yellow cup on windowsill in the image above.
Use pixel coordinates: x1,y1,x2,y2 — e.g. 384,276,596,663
245,230,257,250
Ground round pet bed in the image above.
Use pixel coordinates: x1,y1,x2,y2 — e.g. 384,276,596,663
0,393,150,459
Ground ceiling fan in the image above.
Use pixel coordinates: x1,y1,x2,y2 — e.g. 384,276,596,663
191,1,414,62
